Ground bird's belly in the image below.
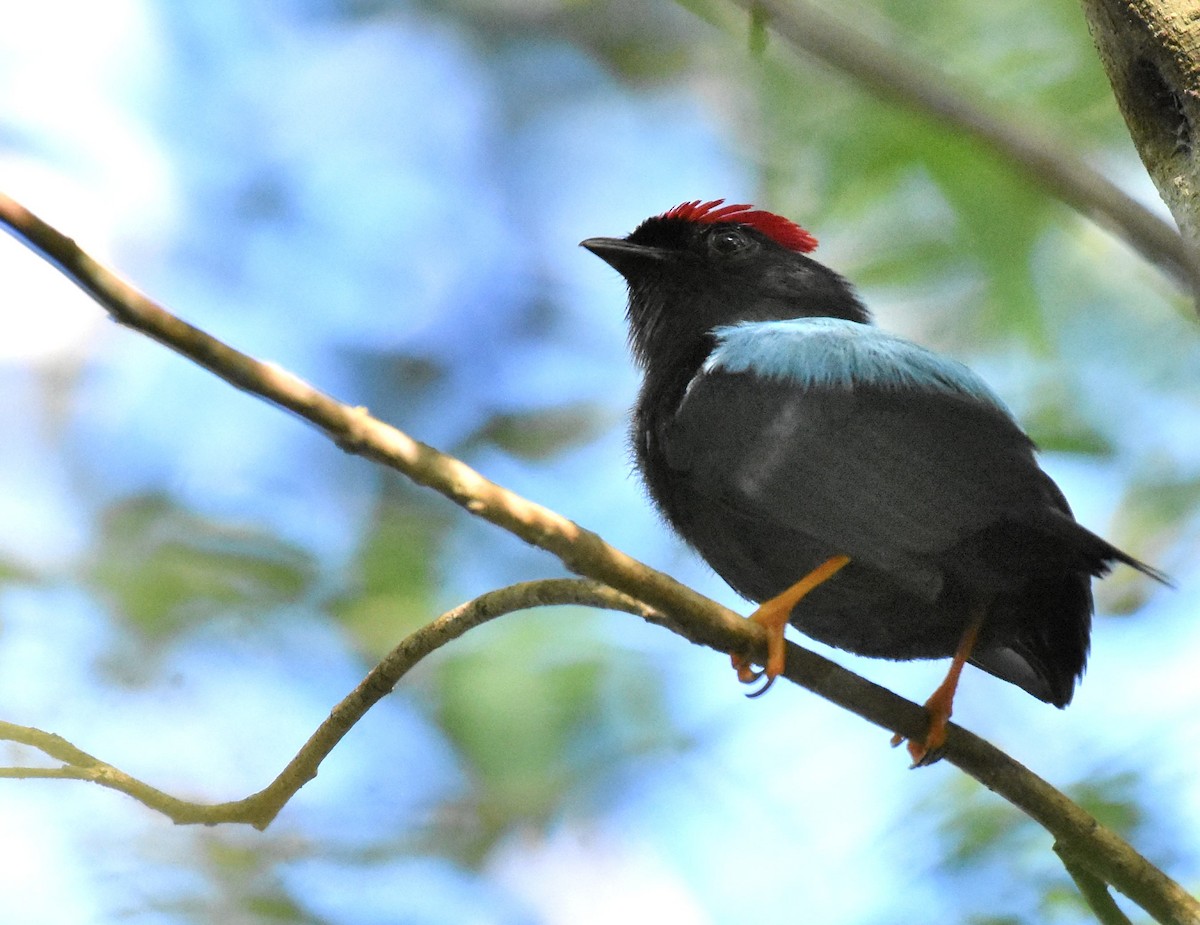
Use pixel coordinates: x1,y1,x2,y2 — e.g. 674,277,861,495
785,582,964,661
674,498,969,661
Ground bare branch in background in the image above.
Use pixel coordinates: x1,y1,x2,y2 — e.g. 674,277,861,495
0,580,661,827
722,0,1200,302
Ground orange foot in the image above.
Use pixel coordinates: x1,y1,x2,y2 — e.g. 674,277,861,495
891,680,957,767
891,614,983,767
731,555,850,696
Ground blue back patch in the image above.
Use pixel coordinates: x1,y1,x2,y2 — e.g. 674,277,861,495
705,318,1009,412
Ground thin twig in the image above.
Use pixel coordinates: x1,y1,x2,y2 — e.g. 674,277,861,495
1,193,1196,924
1057,841,1137,925
0,580,663,827
722,0,1200,299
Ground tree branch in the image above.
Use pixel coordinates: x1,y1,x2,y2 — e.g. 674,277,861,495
0,580,665,827
1057,841,1138,925
1078,0,1200,253
1,193,1196,924
720,0,1200,301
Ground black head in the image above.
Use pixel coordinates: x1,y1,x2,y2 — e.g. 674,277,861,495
581,200,869,371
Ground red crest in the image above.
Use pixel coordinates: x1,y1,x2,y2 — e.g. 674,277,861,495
660,199,818,253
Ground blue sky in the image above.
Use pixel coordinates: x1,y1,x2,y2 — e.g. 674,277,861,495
1,2,1197,923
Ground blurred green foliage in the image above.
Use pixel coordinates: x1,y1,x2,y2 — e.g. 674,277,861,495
433,611,683,862
933,770,1162,923
90,493,317,639
5,1,1197,922
330,488,452,652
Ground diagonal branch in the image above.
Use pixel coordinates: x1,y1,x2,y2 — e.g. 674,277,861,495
1057,841,1138,925
719,0,1200,300
1,192,1196,924
0,579,663,828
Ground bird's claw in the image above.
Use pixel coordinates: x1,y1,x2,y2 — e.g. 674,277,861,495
890,729,947,768
746,675,776,698
731,654,762,684
890,614,980,767
730,557,851,698
732,655,772,694
890,704,951,767
730,653,778,697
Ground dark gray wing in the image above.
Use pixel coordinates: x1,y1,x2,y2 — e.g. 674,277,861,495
662,370,1050,595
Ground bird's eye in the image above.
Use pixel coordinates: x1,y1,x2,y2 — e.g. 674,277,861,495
709,228,751,256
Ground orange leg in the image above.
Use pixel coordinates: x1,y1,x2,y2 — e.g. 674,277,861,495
891,610,985,767
731,554,850,696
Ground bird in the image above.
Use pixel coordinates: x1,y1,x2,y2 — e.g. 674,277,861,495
581,198,1166,766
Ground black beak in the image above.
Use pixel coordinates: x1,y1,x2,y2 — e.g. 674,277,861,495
580,237,670,275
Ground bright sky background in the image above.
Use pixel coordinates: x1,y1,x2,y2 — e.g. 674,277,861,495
2,2,1198,923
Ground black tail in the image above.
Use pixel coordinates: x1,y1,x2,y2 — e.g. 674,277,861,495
971,569,1092,707
971,512,1168,707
